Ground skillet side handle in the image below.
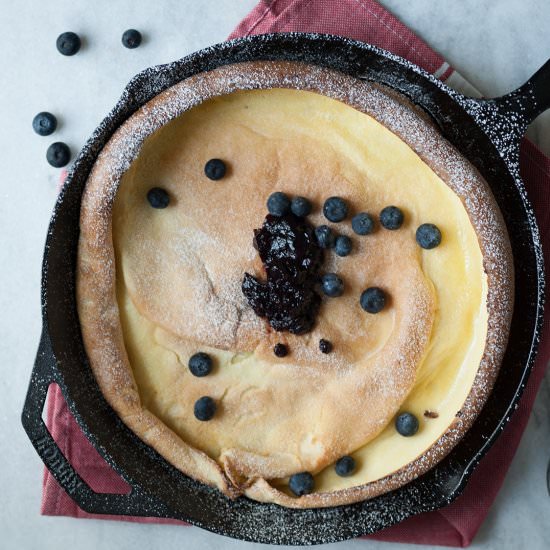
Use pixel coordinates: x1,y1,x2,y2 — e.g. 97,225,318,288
21,328,172,518
460,58,550,169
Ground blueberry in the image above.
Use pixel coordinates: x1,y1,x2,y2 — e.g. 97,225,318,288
416,223,442,249
188,352,212,377
315,225,335,248
267,192,290,216
322,273,344,297
122,29,142,49
395,412,419,436
335,455,356,477
335,235,352,257
319,339,333,354
323,196,348,222
204,158,226,180
352,212,375,235
56,32,81,56
46,142,71,168
290,196,312,218
288,472,314,496
380,206,404,230
194,396,216,421
360,287,386,313
32,112,57,136
273,343,288,357
147,187,170,208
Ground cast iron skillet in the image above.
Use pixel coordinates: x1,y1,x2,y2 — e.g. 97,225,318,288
22,33,549,545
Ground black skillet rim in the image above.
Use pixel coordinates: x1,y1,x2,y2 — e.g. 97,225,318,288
26,33,545,545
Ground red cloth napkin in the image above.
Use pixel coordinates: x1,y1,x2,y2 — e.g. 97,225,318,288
42,0,550,546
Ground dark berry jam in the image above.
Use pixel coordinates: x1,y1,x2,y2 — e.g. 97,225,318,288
319,338,333,354
242,213,323,334
273,343,288,357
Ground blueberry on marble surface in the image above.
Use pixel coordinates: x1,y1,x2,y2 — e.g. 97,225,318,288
416,223,442,249
360,287,386,313
290,196,312,218
322,273,344,297
147,187,170,208
335,235,352,257
188,352,212,377
194,396,216,421
323,196,348,222
395,412,419,436
56,32,81,56
32,112,57,136
289,472,314,496
335,455,356,477
351,212,375,235
267,192,291,216
122,29,142,49
46,142,70,168
315,225,335,249
204,158,226,180
380,206,404,230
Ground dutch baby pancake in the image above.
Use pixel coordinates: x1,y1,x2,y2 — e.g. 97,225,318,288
77,61,513,508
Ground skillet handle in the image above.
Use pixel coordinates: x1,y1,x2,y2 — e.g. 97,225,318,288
21,328,172,518
460,58,550,168
494,58,550,125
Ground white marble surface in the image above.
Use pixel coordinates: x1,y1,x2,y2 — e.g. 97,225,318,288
1,1,549,549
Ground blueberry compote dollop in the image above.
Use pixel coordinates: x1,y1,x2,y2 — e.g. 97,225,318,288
242,213,323,334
